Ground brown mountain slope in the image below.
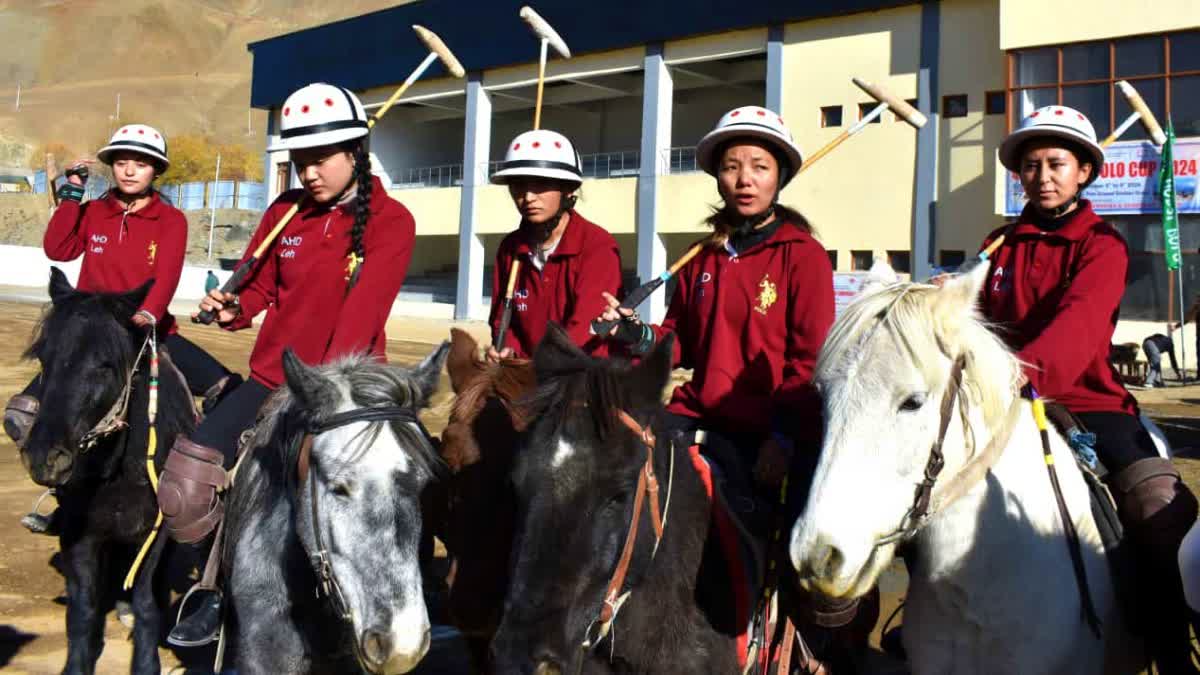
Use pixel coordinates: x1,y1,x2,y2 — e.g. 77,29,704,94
0,0,415,165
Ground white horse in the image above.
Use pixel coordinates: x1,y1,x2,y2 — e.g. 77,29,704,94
789,264,1142,675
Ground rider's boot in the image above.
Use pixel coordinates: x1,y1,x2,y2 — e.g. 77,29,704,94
1111,458,1200,675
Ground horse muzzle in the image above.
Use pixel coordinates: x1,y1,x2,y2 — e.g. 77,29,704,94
24,446,75,487
358,624,431,675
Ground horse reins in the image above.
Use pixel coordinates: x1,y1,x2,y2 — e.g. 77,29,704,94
295,405,430,624
579,409,674,657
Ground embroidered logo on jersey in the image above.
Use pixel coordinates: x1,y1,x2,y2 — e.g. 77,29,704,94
754,274,777,315
345,252,363,281
991,265,1008,294
147,241,157,265
515,288,530,312
280,235,302,260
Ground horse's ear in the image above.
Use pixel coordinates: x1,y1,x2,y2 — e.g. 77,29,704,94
532,322,583,374
631,333,675,404
282,348,337,410
860,258,900,296
48,267,74,306
411,340,450,406
934,259,989,321
447,328,481,394
125,278,154,307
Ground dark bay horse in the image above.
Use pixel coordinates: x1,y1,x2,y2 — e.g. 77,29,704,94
490,324,742,674
436,328,536,668
223,346,448,675
20,268,196,674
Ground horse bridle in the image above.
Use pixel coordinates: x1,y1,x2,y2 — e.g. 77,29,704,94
79,332,154,450
295,405,431,624
875,355,966,546
579,409,673,655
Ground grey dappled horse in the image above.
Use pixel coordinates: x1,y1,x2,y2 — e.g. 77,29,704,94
223,346,448,674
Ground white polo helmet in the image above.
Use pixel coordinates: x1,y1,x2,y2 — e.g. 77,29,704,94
267,83,369,153
491,129,583,186
97,124,169,169
999,105,1105,186
696,106,804,186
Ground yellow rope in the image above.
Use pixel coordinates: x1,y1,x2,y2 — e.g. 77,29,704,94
124,334,162,591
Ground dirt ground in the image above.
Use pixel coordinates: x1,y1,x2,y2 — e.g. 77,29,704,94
0,298,1197,674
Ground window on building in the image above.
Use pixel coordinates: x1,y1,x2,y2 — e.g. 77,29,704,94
939,250,966,269
887,250,912,274
820,105,843,128
826,249,838,270
1007,30,1200,140
943,94,968,118
986,90,1006,115
858,102,882,123
851,250,873,271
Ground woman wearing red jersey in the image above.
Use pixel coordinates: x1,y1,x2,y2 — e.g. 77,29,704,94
982,105,1197,673
158,83,417,646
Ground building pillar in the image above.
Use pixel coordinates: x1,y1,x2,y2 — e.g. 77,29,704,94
912,0,940,279
637,43,672,323
766,25,785,113
263,108,278,196
456,73,490,321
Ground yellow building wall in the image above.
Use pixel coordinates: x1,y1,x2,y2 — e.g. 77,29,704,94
389,187,461,236
936,0,1008,257
1000,0,1200,50
779,4,923,269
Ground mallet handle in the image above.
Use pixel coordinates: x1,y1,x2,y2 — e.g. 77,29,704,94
534,39,549,130
1102,111,1140,147
495,259,522,347
590,242,705,337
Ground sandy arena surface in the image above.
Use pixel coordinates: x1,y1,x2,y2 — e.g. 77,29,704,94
0,298,1195,673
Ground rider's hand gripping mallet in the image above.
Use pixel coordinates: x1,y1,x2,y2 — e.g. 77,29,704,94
493,7,571,349
591,77,928,337
194,24,465,325
1104,80,1168,147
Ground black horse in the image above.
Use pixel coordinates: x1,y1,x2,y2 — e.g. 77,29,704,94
490,324,742,674
20,268,196,675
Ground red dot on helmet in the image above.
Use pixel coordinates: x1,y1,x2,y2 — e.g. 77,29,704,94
138,129,145,134
121,128,129,134
1031,111,1040,117
756,109,766,116
1054,109,1064,115
533,141,541,148
1078,113,1085,120
778,116,785,124
731,110,740,117
513,143,520,150
302,104,310,113
554,141,562,148
154,134,159,139
284,107,290,116
325,98,334,107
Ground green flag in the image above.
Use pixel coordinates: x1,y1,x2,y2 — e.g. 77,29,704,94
1160,119,1181,271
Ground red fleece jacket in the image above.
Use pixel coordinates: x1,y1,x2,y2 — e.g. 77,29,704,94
226,176,415,388
980,200,1138,415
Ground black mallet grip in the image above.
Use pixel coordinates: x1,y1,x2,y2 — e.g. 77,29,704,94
194,260,253,325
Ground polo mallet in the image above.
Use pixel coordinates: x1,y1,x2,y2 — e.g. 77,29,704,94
591,78,927,336
195,24,464,325
949,233,1008,277
46,154,59,207
492,7,571,350
520,6,571,131
801,77,928,172
1104,80,1168,147
494,260,522,348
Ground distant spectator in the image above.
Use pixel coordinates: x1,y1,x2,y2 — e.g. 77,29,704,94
1143,333,1181,387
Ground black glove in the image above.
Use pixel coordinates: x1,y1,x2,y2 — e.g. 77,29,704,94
57,182,85,203
64,164,89,184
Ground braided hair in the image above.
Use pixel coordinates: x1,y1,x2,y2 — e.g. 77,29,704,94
348,142,373,287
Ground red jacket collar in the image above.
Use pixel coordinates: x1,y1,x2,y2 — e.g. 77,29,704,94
1013,199,1103,241
512,209,590,258
96,190,165,220
725,219,812,255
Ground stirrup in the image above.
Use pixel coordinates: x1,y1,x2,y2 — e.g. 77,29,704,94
21,489,58,535
168,584,222,648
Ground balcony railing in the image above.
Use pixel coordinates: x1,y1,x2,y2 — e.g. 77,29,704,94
389,163,464,189
667,146,700,174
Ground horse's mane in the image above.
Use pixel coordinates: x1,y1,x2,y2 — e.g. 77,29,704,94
27,291,136,372
524,339,643,441
817,281,1022,427
450,357,536,430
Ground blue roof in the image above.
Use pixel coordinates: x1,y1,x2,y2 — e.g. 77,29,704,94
248,0,912,108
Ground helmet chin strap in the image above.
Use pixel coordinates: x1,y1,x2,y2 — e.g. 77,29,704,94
1036,193,1080,220
524,194,577,246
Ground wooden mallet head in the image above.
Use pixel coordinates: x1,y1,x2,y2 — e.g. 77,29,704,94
412,24,466,78
520,6,571,58
1116,80,1168,146
853,77,928,129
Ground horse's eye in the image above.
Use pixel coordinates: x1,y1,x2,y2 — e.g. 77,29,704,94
899,393,927,412
331,482,353,498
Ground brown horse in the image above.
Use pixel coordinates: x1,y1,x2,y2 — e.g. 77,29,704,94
434,328,536,669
